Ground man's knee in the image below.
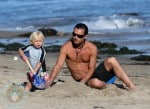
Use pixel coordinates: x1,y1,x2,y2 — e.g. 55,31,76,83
105,57,117,64
104,57,117,71
88,78,106,89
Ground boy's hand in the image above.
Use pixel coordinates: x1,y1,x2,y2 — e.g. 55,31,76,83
27,72,35,82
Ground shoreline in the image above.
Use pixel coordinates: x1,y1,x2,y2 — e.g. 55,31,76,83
0,30,150,59
0,29,149,37
0,30,33,38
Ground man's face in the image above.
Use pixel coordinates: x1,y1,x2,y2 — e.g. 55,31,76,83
72,28,86,44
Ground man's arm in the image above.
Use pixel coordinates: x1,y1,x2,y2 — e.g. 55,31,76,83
80,44,97,84
48,45,67,86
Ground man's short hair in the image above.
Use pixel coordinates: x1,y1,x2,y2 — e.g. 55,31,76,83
74,23,88,35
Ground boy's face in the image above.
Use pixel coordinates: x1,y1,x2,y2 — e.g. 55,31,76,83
32,38,44,48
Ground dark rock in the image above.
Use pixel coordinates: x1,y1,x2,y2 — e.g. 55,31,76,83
92,41,117,49
119,47,139,54
5,43,25,51
18,32,32,37
44,45,61,52
17,28,60,37
0,43,5,47
38,28,57,36
118,13,139,16
131,55,150,61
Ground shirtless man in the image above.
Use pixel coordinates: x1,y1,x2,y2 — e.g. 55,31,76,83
48,23,137,90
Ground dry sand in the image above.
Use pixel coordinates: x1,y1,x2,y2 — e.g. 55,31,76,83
0,31,150,109
0,52,149,109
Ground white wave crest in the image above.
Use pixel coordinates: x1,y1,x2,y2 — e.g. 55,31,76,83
16,26,36,31
115,17,144,28
84,16,144,31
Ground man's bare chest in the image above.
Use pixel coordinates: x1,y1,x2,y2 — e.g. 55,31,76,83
66,48,91,62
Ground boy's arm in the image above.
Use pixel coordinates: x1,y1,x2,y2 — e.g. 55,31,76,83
34,62,42,73
18,48,28,62
33,47,46,73
18,48,35,74
33,48,46,74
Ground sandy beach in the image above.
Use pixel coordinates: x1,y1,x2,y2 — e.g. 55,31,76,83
0,31,150,109
1,0,150,108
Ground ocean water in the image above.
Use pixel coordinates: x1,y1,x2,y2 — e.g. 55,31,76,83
0,0,150,55
0,0,150,32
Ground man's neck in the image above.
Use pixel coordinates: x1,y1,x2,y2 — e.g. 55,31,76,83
72,40,85,49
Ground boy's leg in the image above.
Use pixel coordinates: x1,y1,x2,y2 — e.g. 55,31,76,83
25,82,32,91
25,73,33,91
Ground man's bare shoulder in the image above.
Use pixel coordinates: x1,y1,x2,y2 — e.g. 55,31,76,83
59,41,72,53
85,41,97,50
61,41,71,48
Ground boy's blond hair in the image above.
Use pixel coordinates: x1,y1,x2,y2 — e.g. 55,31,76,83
29,31,45,44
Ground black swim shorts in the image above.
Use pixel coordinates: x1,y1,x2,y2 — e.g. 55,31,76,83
92,61,115,82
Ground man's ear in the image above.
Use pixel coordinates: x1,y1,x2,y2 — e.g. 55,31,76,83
84,35,88,40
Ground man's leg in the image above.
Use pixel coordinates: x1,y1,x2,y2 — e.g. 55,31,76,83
88,78,107,89
104,57,137,90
